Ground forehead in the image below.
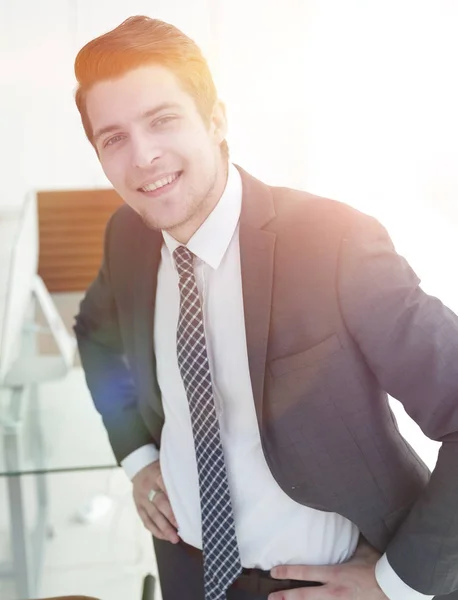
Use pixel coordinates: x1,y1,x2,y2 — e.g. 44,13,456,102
85,64,195,131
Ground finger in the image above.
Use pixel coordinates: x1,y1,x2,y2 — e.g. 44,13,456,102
144,505,179,543
153,492,178,528
159,500,178,529
138,507,164,538
271,564,336,583
140,507,178,543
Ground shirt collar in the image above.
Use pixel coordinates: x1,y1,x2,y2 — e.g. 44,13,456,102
162,163,242,270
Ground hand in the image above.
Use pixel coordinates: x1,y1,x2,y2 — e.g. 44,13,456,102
269,538,388,599
132,460,180,543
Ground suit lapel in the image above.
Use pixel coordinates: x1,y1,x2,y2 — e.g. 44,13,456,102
237,167,276,422
132,220,164,417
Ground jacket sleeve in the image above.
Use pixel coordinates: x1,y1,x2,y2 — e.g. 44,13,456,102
337,211,458,597
73,213,156,464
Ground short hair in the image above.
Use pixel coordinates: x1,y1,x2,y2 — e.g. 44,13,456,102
74,15,228,159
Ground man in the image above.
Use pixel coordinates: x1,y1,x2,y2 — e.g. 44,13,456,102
73,15,458,600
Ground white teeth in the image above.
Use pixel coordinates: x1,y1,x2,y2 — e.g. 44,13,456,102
141,173,179,192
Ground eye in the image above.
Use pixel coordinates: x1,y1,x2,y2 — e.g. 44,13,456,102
104,134,125,147
153,115,176,127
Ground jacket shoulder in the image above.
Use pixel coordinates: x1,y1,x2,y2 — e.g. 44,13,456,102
270,185,377,240
106,203,163,245
108,203,143,235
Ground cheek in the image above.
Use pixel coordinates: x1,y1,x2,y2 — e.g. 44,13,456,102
182,140,216,176
100,155,126,188
175,126,212,156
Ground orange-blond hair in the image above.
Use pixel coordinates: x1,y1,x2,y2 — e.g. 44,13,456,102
74,16,228,158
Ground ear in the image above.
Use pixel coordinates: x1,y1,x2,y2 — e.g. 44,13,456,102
210,99,228,144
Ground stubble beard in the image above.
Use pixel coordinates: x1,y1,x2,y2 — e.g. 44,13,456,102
140,172,220,237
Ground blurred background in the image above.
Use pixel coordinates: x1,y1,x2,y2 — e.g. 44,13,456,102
1,1,458,598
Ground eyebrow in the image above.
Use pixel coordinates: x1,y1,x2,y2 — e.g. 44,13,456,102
93,102,182,144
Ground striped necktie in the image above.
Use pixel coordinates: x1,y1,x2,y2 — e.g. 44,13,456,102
174,245,242,600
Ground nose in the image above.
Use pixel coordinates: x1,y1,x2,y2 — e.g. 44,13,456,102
130,134,162,169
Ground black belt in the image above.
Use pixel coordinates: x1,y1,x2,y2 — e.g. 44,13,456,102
179,541,323,595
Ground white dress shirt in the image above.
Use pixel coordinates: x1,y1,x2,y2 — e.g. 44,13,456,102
121,164,433,599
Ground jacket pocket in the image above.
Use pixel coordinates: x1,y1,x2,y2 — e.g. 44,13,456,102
269,334,342,377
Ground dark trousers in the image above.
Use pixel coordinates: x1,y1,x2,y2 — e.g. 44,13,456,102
153,537,268,600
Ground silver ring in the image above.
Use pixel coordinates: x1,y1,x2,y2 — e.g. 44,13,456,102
147,489,155,503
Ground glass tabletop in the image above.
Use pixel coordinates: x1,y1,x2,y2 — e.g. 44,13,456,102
0,366,118,476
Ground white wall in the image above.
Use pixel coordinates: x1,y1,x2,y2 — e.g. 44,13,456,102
296,1,458,310
211,0,311,188
302,1,458,216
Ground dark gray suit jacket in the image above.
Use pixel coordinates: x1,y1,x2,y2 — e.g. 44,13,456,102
74,166,458,598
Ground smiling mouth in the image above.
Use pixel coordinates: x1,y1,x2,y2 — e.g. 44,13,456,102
138,171,182,193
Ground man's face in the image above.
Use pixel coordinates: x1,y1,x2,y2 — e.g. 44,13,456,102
85,64,227,236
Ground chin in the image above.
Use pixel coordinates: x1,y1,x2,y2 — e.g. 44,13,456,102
139,210,182,232
139,213,166,231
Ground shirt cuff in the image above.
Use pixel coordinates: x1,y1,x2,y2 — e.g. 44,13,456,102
375,553,434,600
120,443,160,480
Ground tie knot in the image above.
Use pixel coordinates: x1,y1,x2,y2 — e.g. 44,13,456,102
173,245,194,279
